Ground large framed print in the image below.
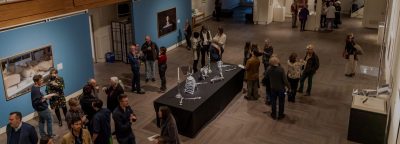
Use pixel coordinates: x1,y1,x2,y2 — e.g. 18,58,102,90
157,7,177,37
1,45,54,100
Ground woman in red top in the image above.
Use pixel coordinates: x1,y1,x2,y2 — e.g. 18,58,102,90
158,47,168,92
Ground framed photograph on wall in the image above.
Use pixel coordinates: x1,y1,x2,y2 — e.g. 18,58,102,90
1,45,54,100
157,7,177,37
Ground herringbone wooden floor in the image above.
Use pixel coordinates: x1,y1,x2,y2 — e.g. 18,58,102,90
0,9,380,144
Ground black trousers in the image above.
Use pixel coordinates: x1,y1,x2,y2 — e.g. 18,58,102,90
300,19,307,31
200,44,210,67
220,47,224,60
320,15,326,28
54,106,67,122
215,7,221,21
270,89,285,117
158,64,167,90
287,77,299,102
193,60,199,73
185,34,192,48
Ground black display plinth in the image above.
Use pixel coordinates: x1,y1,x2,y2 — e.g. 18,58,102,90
347,95,387,144
153,63,244,138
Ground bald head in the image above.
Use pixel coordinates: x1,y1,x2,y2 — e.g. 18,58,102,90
145,36,151,43
88,79,96,86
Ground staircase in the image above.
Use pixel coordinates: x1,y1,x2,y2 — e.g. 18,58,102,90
351,5,364,18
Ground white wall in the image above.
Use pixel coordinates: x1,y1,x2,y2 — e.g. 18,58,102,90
88,4,118,62
385,0,400,142
192,0,240,18
253,0,273,24
362,0,386,28
192,0,214,17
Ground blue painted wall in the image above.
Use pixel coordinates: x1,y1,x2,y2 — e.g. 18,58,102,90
132,0,192,48
0,14,94,127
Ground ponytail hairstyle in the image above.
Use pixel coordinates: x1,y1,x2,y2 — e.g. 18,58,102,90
110,76,124,90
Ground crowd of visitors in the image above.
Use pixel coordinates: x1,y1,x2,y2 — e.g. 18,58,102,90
5,1,359,143
291,0,342,31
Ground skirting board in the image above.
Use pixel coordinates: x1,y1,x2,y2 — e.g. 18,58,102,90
167,40,186,52
0,89,83,134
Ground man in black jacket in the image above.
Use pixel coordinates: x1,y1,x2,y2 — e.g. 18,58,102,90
141,36,159,82
113,94,137,144
80,83,98,128
7,111,38,144
31,74,57,138
91,99,111,144
265,57,290,120
298,44,319,96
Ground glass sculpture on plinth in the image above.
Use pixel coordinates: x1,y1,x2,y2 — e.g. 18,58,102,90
210,61,224,83
176,66,202,106
199,66,209,80
175,67,183,106
184,74,196,95
224,65,237,72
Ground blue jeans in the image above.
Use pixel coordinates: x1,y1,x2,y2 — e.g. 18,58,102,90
38,108,53,137
270,89,285,117
145,60,156,79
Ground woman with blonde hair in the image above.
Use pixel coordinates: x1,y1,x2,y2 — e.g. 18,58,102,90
298,44,319,96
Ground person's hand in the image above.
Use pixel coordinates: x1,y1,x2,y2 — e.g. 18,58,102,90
102,87,107,92
51,81,58,86
130,114,137,122
46,93,58,99
147,47,151,50
81,115,87,122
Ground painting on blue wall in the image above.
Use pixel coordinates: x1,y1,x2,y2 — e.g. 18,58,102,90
1,45,54,100
158,7,177,37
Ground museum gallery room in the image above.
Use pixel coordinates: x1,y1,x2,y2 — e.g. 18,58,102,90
1,0,400,144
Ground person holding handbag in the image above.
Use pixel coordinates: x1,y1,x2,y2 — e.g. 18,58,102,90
343,33,358,77
287,53,306,102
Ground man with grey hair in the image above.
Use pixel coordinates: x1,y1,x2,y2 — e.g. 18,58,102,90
141,36,159,83
104,77,124,112
265,56,290,120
